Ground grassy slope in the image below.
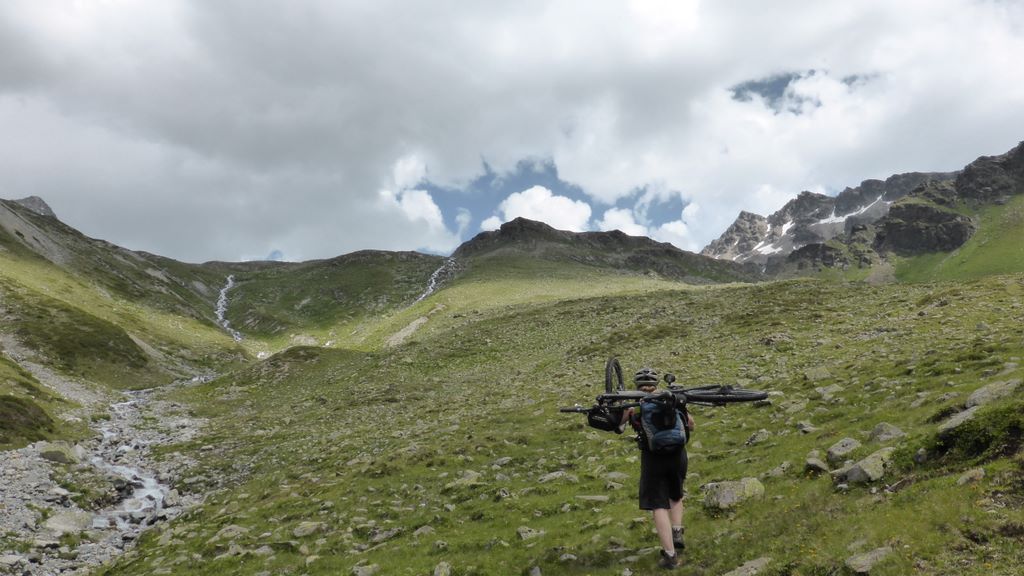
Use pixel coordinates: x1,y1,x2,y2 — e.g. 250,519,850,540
97,273,1024,576
895,194,1024,282
0,241,248,447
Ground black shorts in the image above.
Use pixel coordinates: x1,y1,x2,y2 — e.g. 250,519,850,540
638,447,688,510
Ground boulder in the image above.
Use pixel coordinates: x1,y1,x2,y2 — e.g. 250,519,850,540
937,407,980,439
43,511,93,537
966,379,1021,408
805,458,830,475
702,478,764,510
841,447,897,484
293,521,326,538
815,384,843,401
826,438,862,466
37,442,79,465
844,546,892,574
434,562,453,576
869,423,906,443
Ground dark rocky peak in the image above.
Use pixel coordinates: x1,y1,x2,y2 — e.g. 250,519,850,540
452,218,573,258
13,196,57,218
700,211,768,260
768,191,834,226
956,140,1024,201
834,172,953,215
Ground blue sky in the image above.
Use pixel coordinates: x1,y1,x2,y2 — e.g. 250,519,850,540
1,1,1023,262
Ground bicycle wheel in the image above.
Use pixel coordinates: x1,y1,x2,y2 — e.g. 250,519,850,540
605,357,625,394
682,385,768,404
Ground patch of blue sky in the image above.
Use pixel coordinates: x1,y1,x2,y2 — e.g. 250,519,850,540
420,158,692,241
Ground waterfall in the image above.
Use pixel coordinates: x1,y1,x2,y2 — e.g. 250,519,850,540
415,258,456,303
216,275,243,341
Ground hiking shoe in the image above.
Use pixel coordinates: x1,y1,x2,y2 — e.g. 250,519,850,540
672,527,685,550
658,549,679,570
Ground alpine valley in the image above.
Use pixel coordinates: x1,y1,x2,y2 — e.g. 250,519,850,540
1,141,1023,576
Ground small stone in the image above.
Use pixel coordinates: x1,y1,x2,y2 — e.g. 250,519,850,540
433,561,453,576
413,525,435,538
352,564,380,576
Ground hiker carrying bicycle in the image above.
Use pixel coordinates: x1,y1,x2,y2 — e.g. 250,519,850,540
618,367,694,570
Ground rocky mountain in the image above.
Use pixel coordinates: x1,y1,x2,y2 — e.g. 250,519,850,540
455,217,763,283
702,172,955,266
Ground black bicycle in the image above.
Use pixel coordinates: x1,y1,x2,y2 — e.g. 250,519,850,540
560,357,768,429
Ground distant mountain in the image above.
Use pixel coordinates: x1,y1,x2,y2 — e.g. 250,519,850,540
702,172,955,265
703,140,1024,275
454,217,763,283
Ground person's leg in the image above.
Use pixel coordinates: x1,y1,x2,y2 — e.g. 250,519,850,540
670,498,683,526
652,508,675,553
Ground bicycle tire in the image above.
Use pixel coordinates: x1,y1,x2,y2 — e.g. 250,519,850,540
605,357,624,394
681,385,768,404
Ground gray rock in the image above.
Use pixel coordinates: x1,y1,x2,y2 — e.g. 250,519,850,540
352,564,380,576
796,421,818,434
293,521,326,538
815,384,843,401
0,555,25,569
842,447,896,484
413,525,435,538
957,468,985,485
721,556,772,576
746,429,771,446
702,478,765,510
433,562,452,576
805,458,830,474
845,546,892,573
869,423,906,443
43,511,93,536
37,442,79,465
827,438,862,466
538,471,578,484
938,407,980,438
966,379,1021,408
517,526,545,540
805,367,832,382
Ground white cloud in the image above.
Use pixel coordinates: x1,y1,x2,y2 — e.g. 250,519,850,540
596,208,648,236
1,1,1023,260
650,221,695,251
480,216,501,231
485,185,592,232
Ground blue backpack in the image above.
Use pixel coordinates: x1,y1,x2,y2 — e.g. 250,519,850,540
639,395,687,453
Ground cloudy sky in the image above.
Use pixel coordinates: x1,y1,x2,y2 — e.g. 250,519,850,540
2,1,1023,263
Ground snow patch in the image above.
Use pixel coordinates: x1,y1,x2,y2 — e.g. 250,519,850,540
816,195,884,225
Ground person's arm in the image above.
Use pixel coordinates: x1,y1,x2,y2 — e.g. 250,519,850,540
617,407,634,434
